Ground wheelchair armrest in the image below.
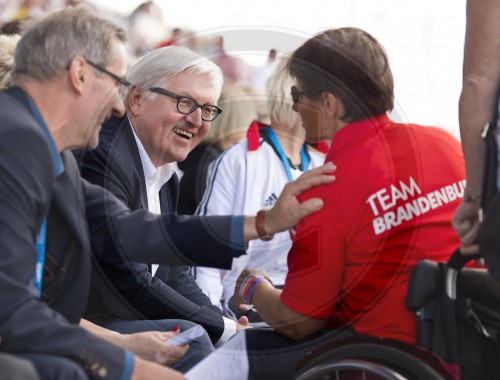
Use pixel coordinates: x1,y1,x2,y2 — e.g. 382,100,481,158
459,268,500,308
406,260,441,311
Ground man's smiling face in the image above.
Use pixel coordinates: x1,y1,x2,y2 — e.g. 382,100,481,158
131,70,216,167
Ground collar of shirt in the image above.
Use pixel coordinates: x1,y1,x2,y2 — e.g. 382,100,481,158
329,114,392,156
129,116,174,213
25,93,64,177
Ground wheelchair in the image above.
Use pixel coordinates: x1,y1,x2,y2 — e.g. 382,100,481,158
293,249,500,380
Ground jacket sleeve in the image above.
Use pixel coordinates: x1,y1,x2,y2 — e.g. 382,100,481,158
83,172,245,269
79,137,246,268
0,111,127,380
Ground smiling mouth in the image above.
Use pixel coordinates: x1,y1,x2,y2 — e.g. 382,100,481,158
173,128,193,140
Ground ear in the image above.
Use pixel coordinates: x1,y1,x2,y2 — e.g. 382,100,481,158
67,56,87,95
128,85,143,115
322,92,345,119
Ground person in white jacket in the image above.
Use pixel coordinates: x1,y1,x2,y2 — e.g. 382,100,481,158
194,57,327,320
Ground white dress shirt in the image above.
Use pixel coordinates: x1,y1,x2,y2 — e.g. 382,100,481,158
131,124,174,276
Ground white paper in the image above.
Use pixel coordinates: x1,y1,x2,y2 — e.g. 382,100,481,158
186,331,248,380
167,324,205,346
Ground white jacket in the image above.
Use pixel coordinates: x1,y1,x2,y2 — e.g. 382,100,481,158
195,122,326,313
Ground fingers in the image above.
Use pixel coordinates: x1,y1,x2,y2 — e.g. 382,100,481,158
154,347,170,365
286,167,336,196
237,303,250,312
164,345,188,366
238,316,249,326
453,219,473,236
159,331,176,340
460,220,481,247
308,162,336,175
293,198,325,219
452,202,480,235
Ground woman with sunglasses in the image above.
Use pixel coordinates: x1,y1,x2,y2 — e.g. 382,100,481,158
236,27,466,380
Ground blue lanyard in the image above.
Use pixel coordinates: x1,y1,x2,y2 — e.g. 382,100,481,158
34,219,47,297
266,127,310,181
24,94,58,299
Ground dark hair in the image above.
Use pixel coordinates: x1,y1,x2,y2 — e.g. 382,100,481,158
288,27,394,122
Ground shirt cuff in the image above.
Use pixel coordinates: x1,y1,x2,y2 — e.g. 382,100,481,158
230,216,246,257
120,350,135,380
215,317,238,347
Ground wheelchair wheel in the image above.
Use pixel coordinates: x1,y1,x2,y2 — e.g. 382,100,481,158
293,341,448,380
294,358,408,380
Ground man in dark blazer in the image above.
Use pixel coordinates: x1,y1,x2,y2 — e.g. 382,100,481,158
78,46,246,347
0,6,334,379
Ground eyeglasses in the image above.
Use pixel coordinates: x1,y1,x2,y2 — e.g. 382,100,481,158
291,85,306,105
149,87,222,122
86,59,131,97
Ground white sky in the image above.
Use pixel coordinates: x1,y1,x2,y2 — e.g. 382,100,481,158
91,0,466,137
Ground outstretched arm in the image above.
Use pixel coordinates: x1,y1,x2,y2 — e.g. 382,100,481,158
243,162,336,241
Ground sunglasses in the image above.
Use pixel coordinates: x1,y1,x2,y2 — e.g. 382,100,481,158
290,85,304,105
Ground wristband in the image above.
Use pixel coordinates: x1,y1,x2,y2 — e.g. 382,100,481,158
238,274,256,303
256,210,274,241
239,274,270,304
244,277,266,305
463,194,481,205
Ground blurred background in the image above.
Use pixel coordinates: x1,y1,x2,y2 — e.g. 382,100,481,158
0,0,466,137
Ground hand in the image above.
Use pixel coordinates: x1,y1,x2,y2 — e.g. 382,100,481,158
131,356,186,380
124,331,188,366
234,269,272,309
265,162,336,235
452,201,481,255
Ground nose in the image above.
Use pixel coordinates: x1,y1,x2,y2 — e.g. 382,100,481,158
112,94,126,118
184,107,203,128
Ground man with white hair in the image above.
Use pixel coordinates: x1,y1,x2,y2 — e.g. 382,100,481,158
77,46,247,353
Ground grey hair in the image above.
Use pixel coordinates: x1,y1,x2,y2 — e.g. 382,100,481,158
265,55,300,128
11,4,126,83
126,46,223,101
0,34,20,90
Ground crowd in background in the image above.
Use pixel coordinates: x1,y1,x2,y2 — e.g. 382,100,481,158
0,0,275,93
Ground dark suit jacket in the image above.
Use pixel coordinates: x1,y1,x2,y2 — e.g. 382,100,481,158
0,89,243,378
0,88,126,379
77,115,227,342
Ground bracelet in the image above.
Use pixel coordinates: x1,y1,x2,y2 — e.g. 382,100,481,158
463,194,481,205
244,277,266,305
238,274,256,303
238,274,269,304
256,210,274,241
